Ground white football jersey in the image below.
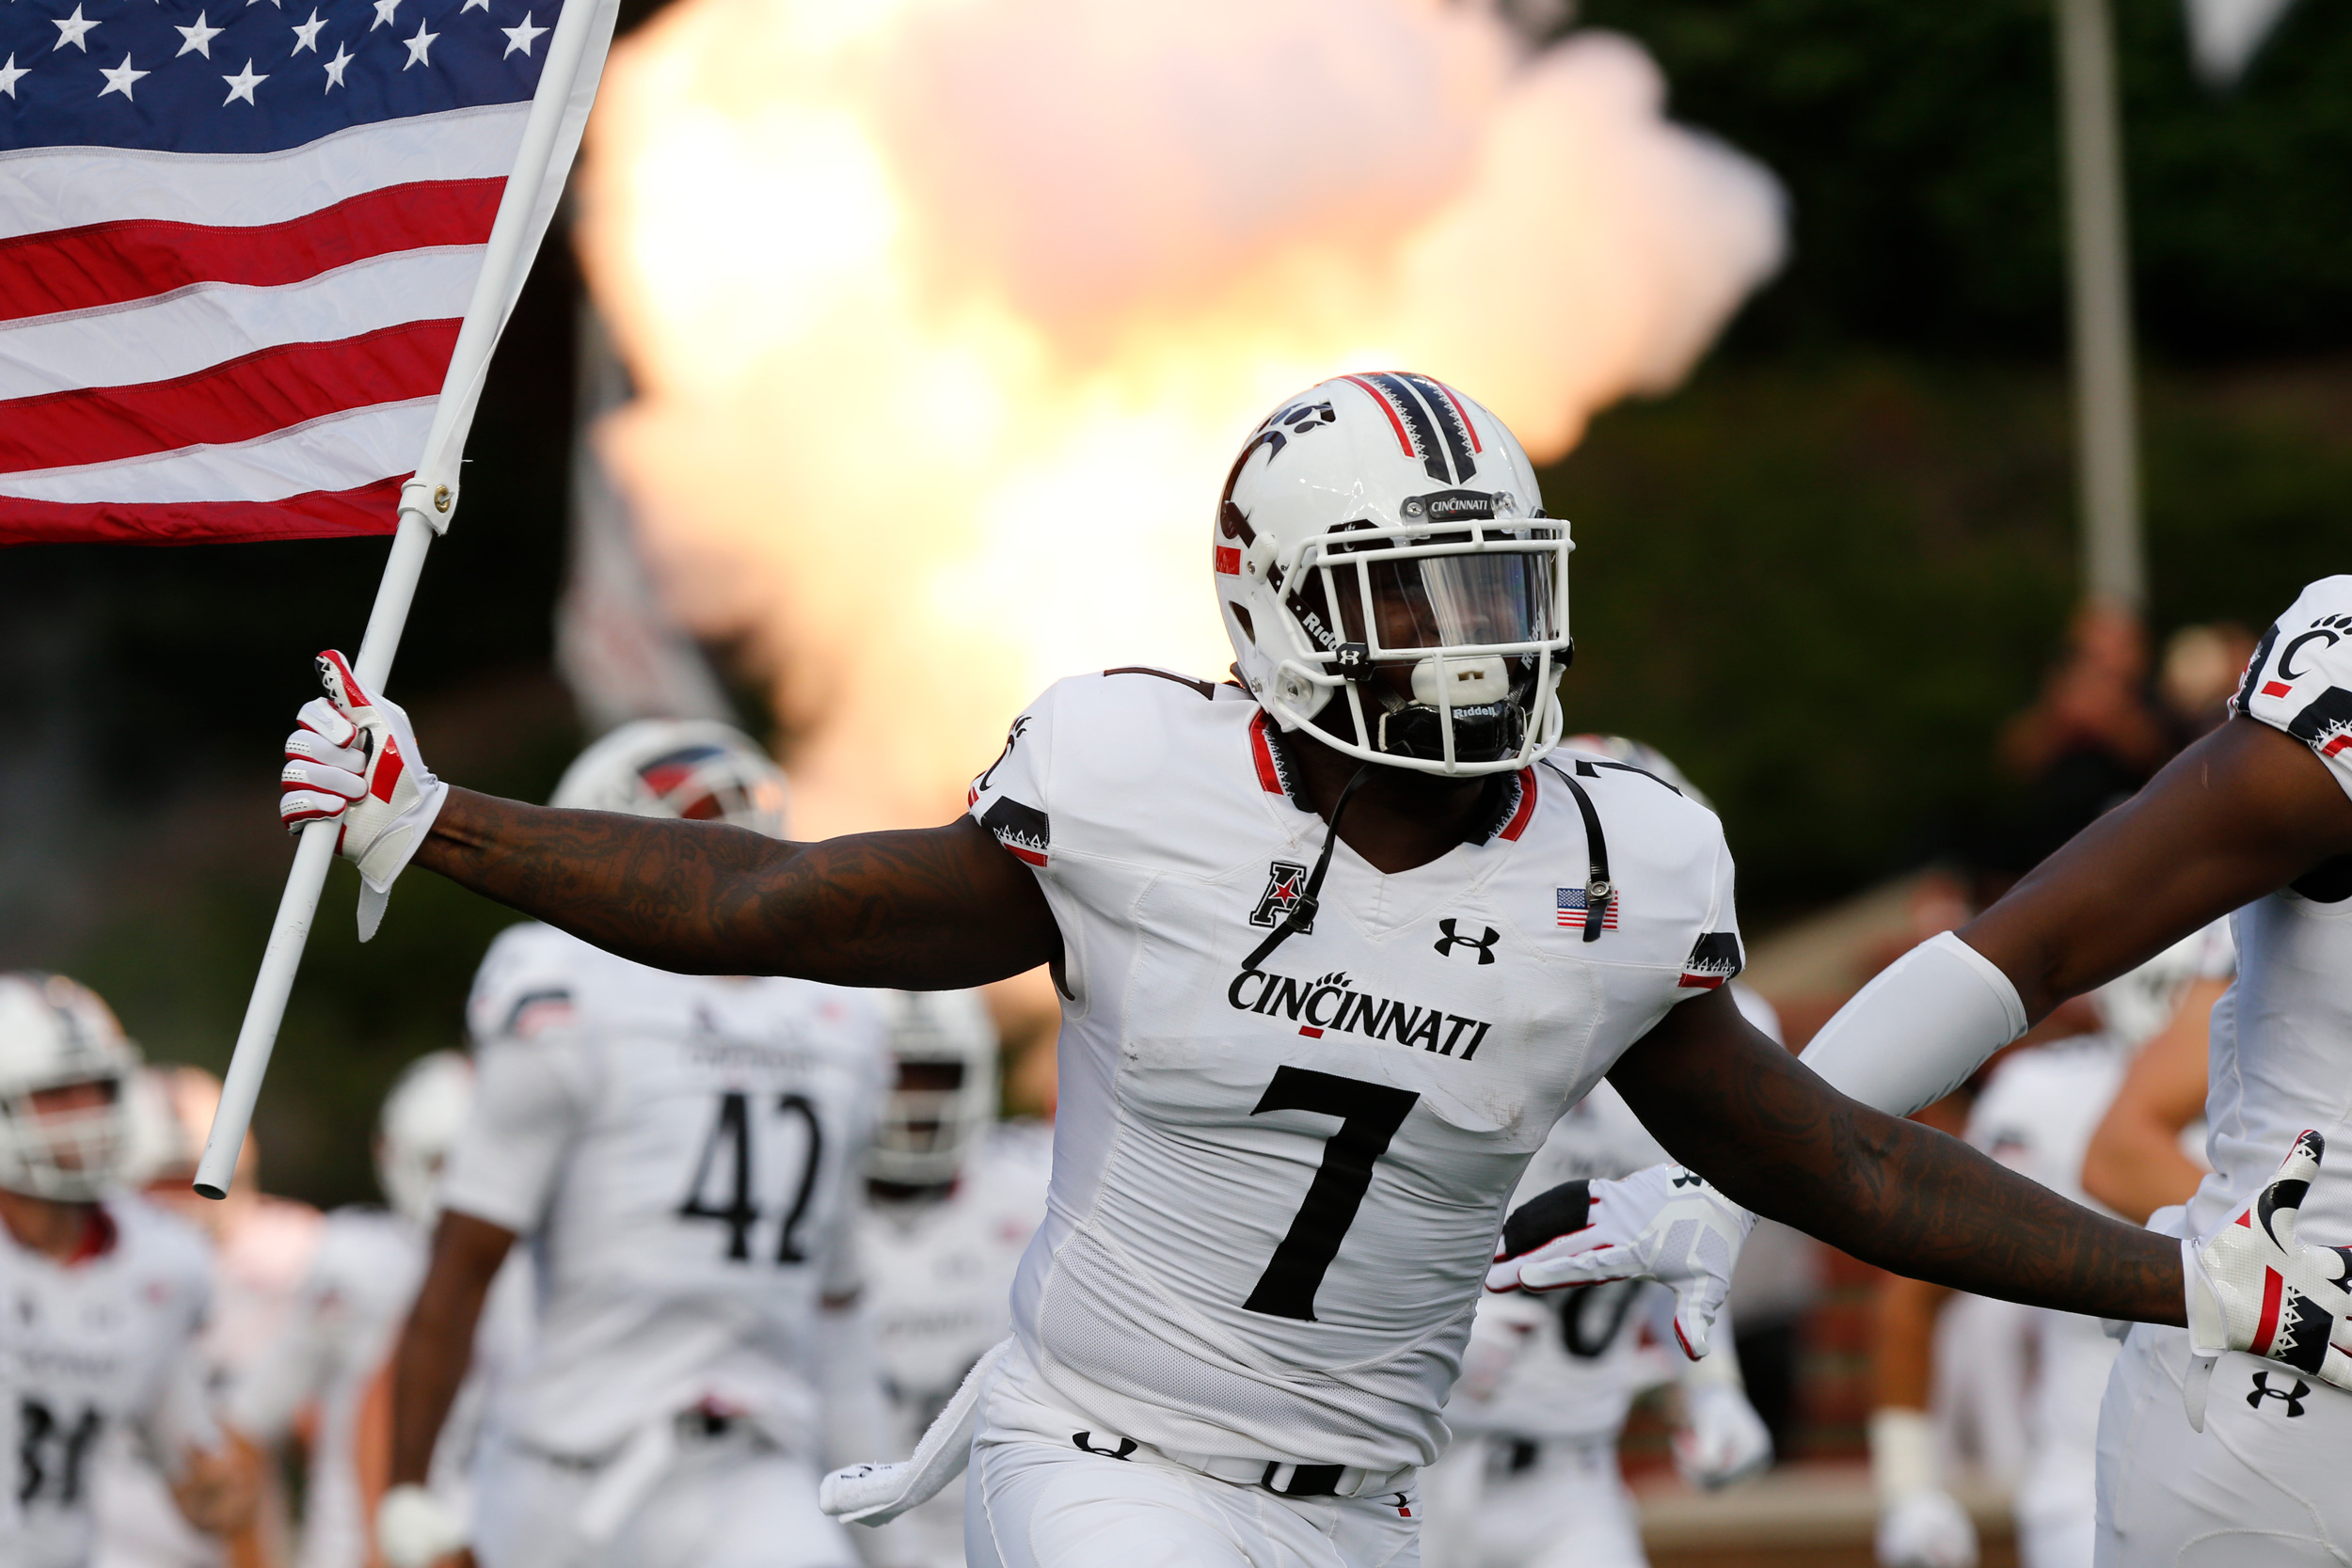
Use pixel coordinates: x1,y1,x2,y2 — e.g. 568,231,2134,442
2197,575,2352,1244
966,672,1744,1471
1,1197,215,1568
440,924,889,1456
1447,1082,1679,1447
225,1208,532,1568
861,1124,1051,1568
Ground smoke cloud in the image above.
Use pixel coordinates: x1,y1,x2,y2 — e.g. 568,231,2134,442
577,0,1785,836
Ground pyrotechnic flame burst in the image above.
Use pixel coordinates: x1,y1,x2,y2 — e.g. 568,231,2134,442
578,0,1785,837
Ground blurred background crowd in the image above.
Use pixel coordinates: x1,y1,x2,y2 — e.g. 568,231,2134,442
5,1,2349,1564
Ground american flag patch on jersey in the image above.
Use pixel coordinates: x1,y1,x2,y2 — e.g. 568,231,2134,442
1556,887,1619,929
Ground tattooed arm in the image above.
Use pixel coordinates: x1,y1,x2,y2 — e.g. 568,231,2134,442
414,787,1061,987
1607,987,2184,1324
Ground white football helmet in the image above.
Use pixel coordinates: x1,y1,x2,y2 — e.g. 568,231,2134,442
0,974,141,1201
1564,734,1714,813
1218,372,1573,775
376,1051,474,1227
867,990,999,1188
550,719,790,836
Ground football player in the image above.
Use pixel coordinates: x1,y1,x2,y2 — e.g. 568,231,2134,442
228,1051,531,1568
98,1065,323,1568
1550,576,2352,1564
1868,924,2233,1568
858,990,1050,1568
276,374,2314,1568
0,975,257,1568
1427,1077,1773,1568
367,721,891,1568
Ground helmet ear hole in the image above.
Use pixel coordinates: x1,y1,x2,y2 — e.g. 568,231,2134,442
1230,604,1254,644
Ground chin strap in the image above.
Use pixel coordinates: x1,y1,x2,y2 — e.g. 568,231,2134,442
1243,762,1375,973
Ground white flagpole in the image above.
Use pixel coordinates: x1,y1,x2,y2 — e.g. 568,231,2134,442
195,0,616,1199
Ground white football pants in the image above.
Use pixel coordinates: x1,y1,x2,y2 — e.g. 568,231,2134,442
471,1423,857,1568
1417,1434,1645,1568
963,1363,1419,1568
2094,1323,2352,1567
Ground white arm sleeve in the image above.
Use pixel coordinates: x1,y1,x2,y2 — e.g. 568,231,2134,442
1797,931,2027,1117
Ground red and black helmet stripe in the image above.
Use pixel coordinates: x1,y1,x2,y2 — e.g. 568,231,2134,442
1399,372,1479,482
1343,372,1454,483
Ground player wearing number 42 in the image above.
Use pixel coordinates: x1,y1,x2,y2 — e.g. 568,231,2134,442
365,721,895,1568
276,372,2339,1568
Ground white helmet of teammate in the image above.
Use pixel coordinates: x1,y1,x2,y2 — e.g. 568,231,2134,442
1563,734,1715,812
1217,372,1573,776
376,1051,474,1227
550,720,790,836
0,974,141,1201
867,991,999,1188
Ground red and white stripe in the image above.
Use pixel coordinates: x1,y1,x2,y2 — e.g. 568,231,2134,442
0,103,528,545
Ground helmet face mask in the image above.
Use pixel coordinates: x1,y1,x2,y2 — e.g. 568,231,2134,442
866,991,998,1190
0,974,139,1202
1218,374,1573,777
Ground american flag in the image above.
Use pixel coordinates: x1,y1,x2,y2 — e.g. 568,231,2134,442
0,0,612,544
1555,885,1619,930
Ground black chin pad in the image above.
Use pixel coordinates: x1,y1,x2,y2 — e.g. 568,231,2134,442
1500,1179,1593,1259
1378,700,1526,765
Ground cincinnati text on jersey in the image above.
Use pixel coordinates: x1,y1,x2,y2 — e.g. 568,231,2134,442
1226,967,1492,1058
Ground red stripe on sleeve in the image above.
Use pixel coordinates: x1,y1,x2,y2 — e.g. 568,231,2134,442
1339,373,1415,458
0,319,459,473
0,477,402,545
0,181,505,324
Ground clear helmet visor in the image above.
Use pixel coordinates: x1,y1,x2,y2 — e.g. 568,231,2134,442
1353,547,1557,654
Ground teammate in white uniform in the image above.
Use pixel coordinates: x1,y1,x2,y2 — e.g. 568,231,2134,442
1567,577,2352,1564
228,1052,531,1568
370,721,891,1568
1427,1071,1773,1568
0,975,254,1568
1873,924,2235,1568
859,990,1052,1568
277,373,2256,1568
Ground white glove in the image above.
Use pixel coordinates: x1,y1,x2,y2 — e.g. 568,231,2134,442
2182,1129,2352,1429
1876,1487,1978,1568
1486,1164,1756,1359
821,1338,1009,1525
374,1482,465,1568
1673,1380,1772,1489
280,650,448,940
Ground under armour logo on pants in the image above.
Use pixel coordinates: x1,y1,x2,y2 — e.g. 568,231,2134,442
2249,1370,2311,1417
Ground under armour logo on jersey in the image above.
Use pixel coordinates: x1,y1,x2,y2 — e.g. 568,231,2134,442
1072,1432,1137,1460
1671,1169,1705,1189
2249,1370,2312,1417
1251,861,1312,931
1434,919,1500,963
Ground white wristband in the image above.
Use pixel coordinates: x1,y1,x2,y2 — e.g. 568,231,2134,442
1800,931,2027,1117
1867,1406,1940,1502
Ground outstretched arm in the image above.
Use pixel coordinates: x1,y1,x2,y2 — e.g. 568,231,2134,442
415,792,1060,987
1965,718,2352,1021
1609,988,2182,1323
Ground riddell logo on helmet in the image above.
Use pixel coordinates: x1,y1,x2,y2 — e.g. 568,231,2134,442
1401,489,1498,523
